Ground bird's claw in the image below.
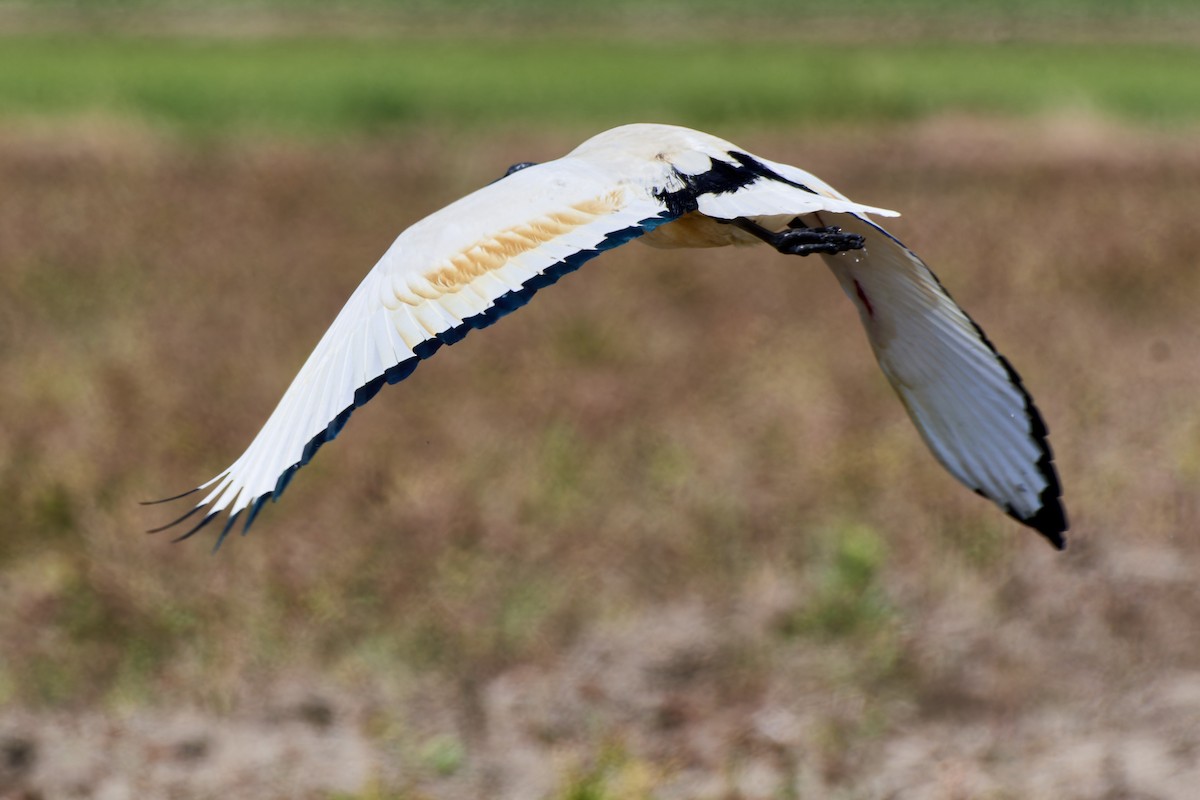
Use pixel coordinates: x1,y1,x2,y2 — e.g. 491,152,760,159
729,217,865,257
775,225,865,256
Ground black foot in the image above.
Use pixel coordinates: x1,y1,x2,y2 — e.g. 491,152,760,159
775,225,865,256
731,217,865,257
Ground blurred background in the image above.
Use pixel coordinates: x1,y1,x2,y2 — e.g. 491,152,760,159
1,1,1199,797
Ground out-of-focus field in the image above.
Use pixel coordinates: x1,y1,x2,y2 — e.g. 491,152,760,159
2,12,1200,799
2,38,1200,136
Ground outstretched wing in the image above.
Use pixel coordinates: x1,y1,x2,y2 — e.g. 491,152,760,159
754,153,1066,545
154,159,673,546
821,215,1067,547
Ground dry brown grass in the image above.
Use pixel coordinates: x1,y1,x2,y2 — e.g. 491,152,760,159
0,118,1198,798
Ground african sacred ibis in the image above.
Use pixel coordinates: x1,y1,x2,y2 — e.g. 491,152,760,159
150,123,1067,549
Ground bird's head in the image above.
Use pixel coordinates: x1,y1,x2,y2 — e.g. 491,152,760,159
502,161,538,178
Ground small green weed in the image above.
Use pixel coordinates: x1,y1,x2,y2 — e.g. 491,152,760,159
555,742,660,800
781,523,894,640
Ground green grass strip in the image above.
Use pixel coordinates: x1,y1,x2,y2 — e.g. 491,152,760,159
2,37,1197,137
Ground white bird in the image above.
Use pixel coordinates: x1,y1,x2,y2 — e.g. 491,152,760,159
150,123,1067,550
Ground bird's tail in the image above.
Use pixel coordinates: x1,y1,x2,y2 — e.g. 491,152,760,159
818,214,1067,547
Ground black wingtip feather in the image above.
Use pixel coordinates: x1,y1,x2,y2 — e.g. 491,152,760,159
141,486,201,506
171,510,219,543
273,463,300,499
242,494,269,534
1027,486,1068,550
147,503,205,534
211,509,243,553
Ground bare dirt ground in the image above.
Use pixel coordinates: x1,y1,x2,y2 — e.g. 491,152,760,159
1,117,1198,798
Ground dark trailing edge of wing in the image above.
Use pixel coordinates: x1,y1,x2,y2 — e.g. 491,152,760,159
935,301,1065,548
976,337,1067,550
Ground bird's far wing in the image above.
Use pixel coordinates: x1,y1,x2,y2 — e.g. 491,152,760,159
819,214,1067,547
153,160,676,547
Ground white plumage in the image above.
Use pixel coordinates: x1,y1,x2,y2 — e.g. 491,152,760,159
151,123,1066,549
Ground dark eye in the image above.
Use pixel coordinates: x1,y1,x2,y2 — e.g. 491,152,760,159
503,161,538,178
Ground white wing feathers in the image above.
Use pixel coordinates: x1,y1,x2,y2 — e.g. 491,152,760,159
744,152,1065,542
695,173,898,221
822,216,1066,545
154,123,1065,548
160,159,681,543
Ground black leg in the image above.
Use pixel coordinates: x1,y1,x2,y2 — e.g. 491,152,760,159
730,217,865,256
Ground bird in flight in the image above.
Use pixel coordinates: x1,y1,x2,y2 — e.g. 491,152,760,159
150,123,1067,550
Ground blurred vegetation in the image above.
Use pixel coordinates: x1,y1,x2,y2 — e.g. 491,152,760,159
778,523,894,641
13,0,1200,21
0,36,1197,137
552,743,659,800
